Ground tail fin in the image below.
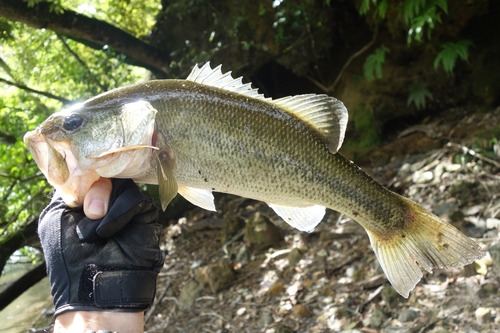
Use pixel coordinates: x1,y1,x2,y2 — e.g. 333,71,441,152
366,197,485,298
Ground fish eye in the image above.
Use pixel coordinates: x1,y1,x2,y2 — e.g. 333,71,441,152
63,114,84,131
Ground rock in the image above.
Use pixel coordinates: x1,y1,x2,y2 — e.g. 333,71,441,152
381,286,400,308
316,248,328,257
475,307,492,325
178,279,202,310
288,247,303,266
462,205,484,216
274,324,295,333
412,170,434,184
243,212,283,250
398,308,419,322
464,225,486,239
432,201,458,216
369,309,388,328
428,327,448,333
257,310,273,327
486,218,500,229
489,243,500,274
195,261,236,293
236,307,246,316
478,283,498,298
291,304,310,318
268,281,285,296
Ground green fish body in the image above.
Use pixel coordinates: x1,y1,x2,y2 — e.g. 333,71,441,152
24,63,484,297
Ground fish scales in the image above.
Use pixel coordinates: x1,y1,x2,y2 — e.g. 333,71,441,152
23,62,484,298
146,80,401,233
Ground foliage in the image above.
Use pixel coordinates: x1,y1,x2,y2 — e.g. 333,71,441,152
0,1,156,245
433,40,473,76
407,83,433,110
363,45,389,81
360,0,448,44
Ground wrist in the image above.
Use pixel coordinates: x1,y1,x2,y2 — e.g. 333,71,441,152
54,311,144,333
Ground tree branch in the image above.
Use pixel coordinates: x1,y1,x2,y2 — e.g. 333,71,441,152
0,77,71,104
0,0,171,76
0,262,46,311
56,34,108,93
306,25,379,93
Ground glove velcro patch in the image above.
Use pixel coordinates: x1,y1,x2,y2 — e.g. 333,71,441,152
78,264,157,310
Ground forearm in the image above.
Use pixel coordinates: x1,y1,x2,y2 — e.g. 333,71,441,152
54,311,144,333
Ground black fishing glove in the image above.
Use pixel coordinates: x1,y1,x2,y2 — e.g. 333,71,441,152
38,179,165,316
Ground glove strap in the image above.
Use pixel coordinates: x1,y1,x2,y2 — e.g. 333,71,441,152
78,265,157,310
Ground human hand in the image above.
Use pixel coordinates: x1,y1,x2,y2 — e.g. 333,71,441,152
38,178,165,318
83,177,112,220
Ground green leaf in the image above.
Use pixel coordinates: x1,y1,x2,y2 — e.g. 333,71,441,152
363,45,390,81
433,40,473,75
407,83,433,110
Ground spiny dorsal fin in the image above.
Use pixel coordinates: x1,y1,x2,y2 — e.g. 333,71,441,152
186,62,268,100
187,62,348,153
272,95,348,153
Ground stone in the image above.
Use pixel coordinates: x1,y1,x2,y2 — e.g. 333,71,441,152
257,310,273,327
478,283,498,298
243,212,283,250
287,247,303,266
291,304,310,318
316,248,328,257
398,308,419,322
381,286,400,308
195,261,236,293
274,324,295,333
369,309,388,328
412,170,434,184
268,281,285,296
475,307,492,325
178,279,202,310
432,201,458,216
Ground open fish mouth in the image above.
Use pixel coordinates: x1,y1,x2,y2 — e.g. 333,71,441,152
24,128,100,207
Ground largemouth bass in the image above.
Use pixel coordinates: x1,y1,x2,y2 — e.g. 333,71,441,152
24,63,484,297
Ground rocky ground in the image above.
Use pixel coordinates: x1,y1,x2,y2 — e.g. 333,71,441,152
142,107,500,333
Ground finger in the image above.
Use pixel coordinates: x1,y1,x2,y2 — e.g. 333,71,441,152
84,177,112,220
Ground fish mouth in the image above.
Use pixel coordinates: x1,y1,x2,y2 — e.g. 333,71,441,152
24,128,100,207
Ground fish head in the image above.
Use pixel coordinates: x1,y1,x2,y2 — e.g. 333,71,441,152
24,100,158,207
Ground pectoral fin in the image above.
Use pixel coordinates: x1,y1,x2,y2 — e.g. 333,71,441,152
157,152,177,211
178,186,216,211
268,204,325,233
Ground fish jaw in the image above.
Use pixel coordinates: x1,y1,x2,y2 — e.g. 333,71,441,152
24,129,100,207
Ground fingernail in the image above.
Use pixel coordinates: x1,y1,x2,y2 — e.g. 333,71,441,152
87,199,106,219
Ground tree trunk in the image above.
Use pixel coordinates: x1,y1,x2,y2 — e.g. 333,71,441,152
0,0,171,76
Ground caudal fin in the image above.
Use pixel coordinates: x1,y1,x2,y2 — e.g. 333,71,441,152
366,197,485,298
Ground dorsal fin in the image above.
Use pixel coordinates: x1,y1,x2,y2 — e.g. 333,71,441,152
187,62,348,153
272,95,348,153
186,62,268,100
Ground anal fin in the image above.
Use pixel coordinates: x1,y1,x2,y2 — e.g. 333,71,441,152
268,204,325,233
178,186,216,212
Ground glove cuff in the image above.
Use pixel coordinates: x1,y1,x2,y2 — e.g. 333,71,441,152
55,266,158,317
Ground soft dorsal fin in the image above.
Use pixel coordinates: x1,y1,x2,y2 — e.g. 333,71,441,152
187,62,348,153
187,62,269,100
272,95,348,153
